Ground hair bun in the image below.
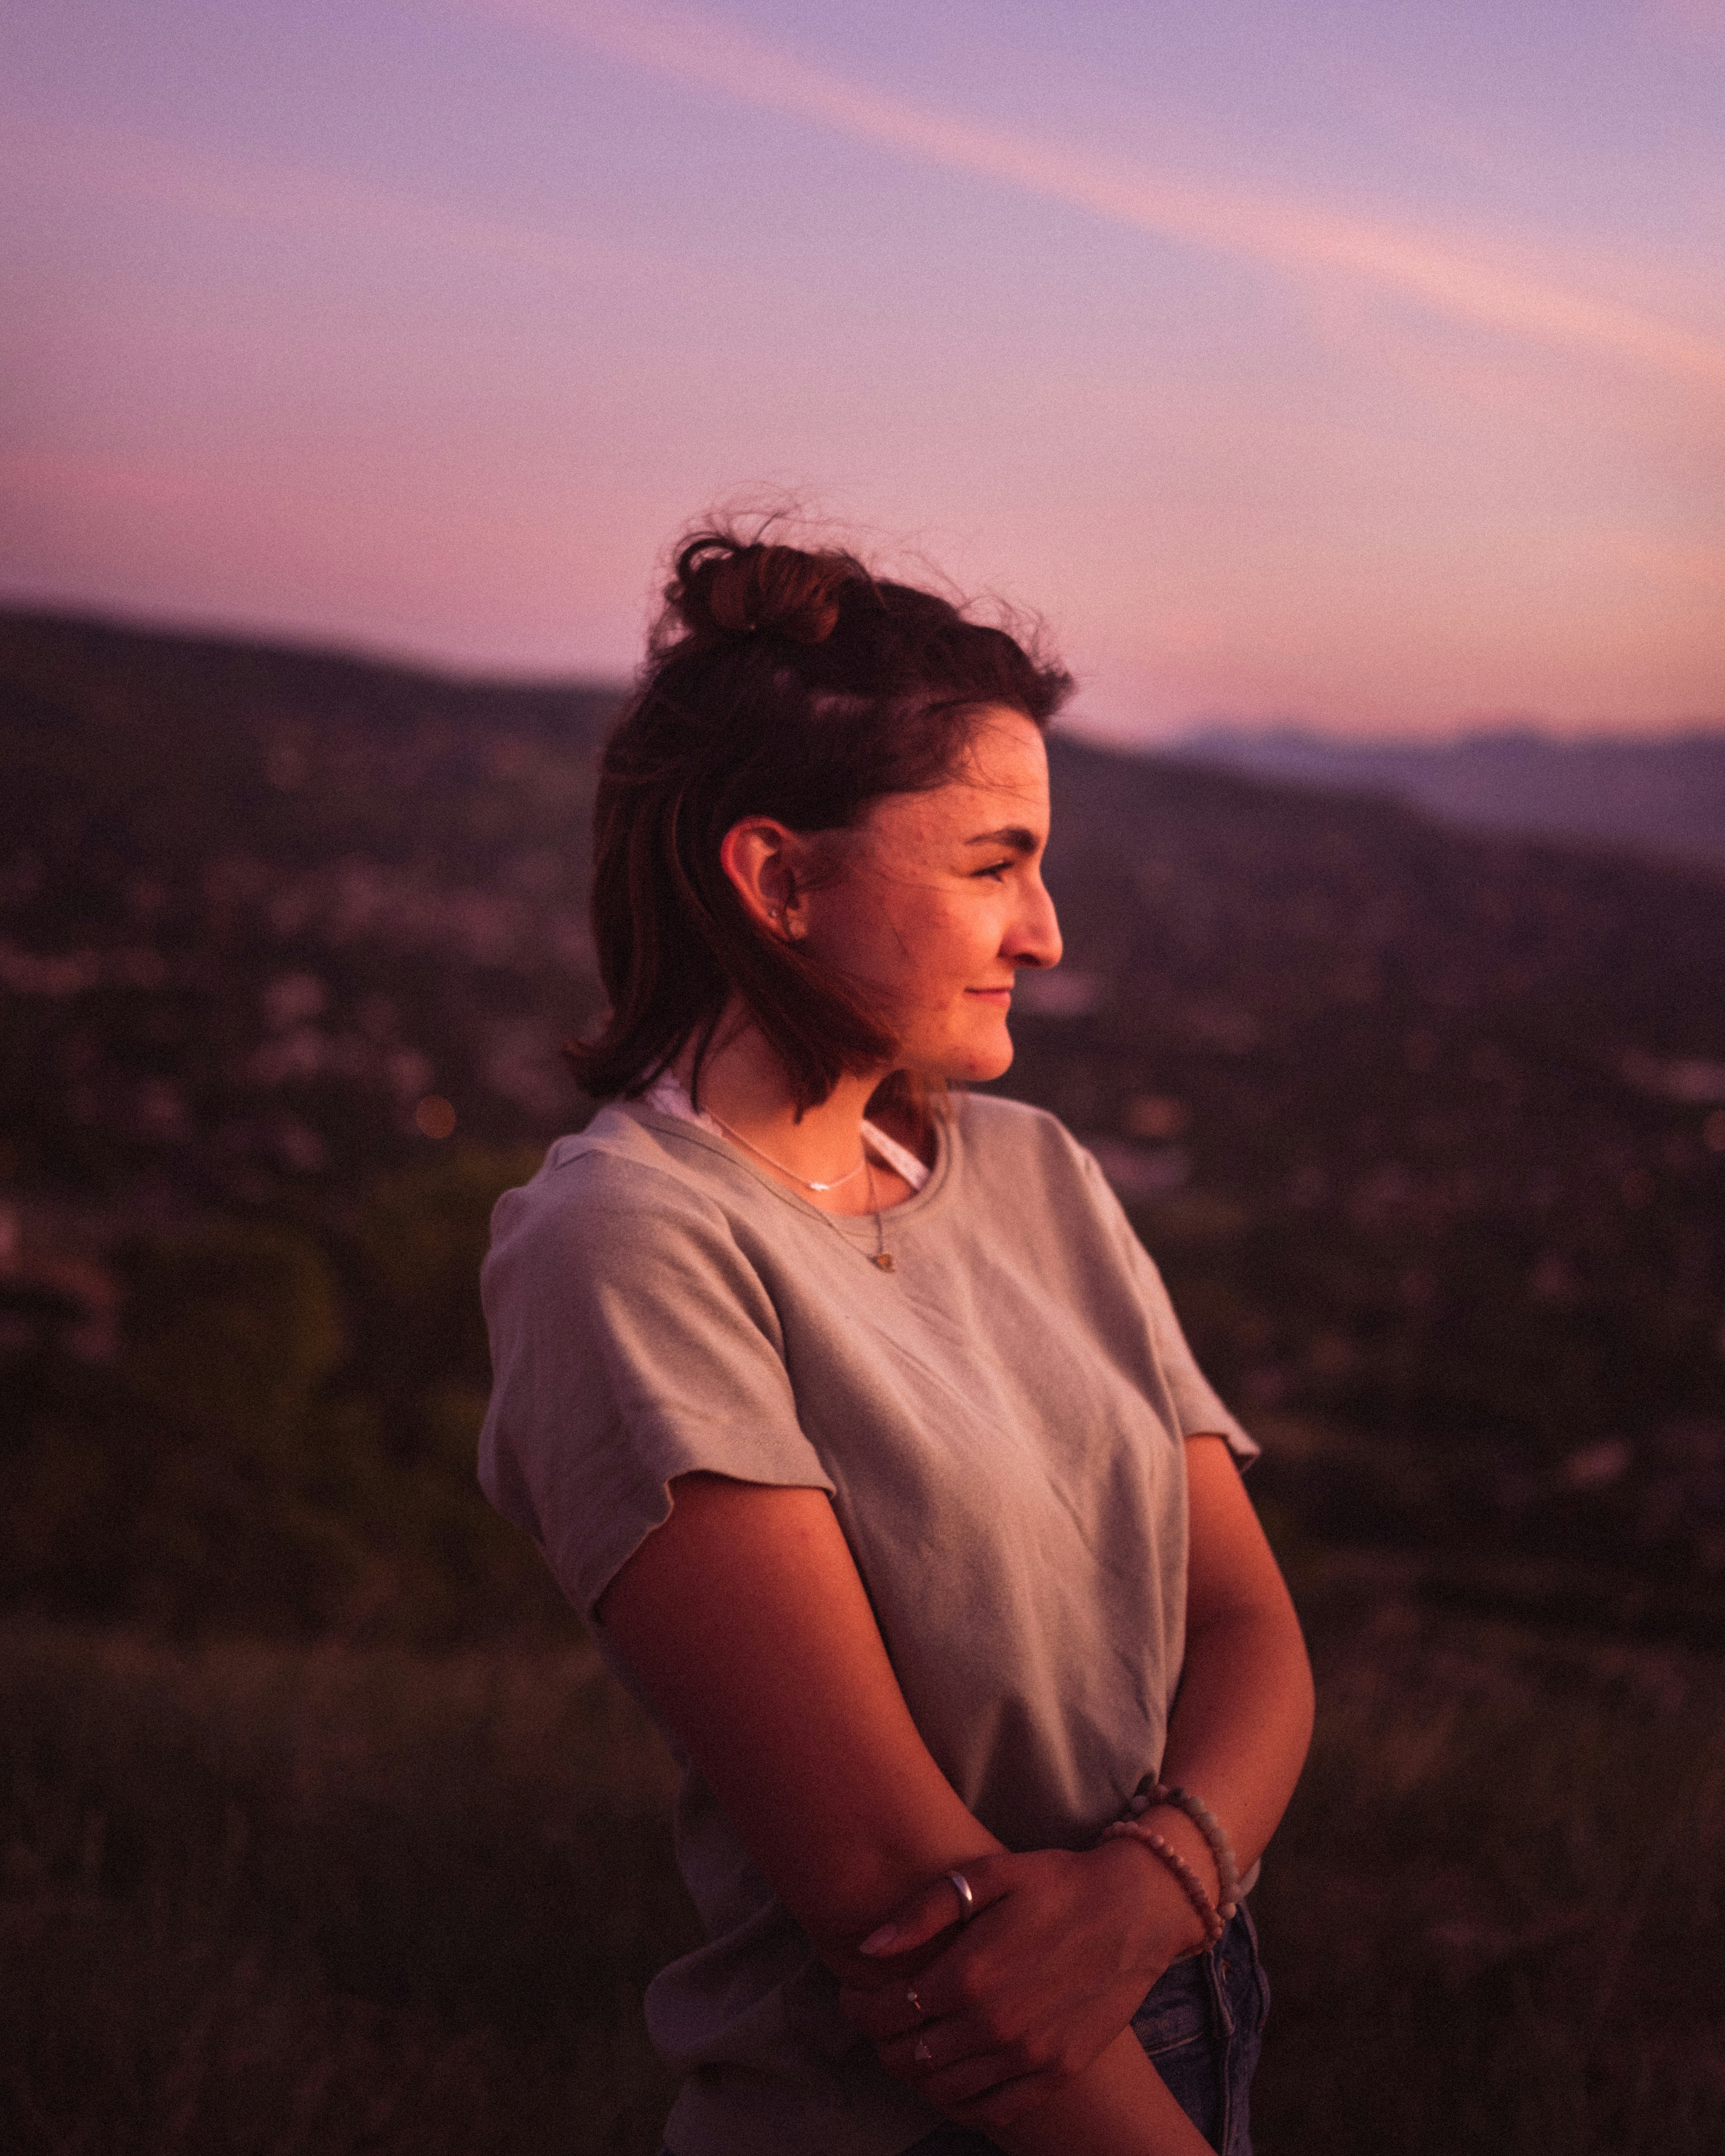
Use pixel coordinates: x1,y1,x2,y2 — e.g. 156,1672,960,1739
667,534,851,648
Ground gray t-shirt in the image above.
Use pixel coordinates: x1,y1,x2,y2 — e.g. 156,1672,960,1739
479,1091,1255,2156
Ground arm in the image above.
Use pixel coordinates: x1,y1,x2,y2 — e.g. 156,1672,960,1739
598,1471,1212,2154
1155,1433,1316,1884
841,1435,1314,2118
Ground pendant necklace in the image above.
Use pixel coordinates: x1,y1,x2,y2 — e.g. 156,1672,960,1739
863,1157,895,1271
709,1110,895,1270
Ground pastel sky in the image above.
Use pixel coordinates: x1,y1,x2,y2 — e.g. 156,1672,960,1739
3,0,1722,738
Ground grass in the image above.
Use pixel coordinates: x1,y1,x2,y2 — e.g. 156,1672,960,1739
1253,1565,1725,2155
0,1627,697,2155
3,1580,1722,2155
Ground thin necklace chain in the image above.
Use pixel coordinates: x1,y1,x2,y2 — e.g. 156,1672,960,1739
708,1112,868,1194
863,1156,895,1271
710,1109,897,1271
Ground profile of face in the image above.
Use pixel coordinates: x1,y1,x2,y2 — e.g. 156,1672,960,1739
782,707,1063,1083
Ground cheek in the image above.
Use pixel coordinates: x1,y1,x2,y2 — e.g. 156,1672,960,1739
913,911,990,992
803,876,899,972
807,872,993,1001
853,895,965,985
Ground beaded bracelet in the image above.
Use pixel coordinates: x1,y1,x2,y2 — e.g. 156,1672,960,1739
1099,1818,1225,1948
1127,1777,1241,1920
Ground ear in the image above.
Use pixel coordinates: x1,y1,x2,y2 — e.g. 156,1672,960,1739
719,818,810,940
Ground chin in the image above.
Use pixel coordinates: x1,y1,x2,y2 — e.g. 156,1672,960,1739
955,1028,1016,1083
904,1016,1016,1085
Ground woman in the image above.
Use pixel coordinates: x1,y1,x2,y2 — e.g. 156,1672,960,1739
479,529,1314,2156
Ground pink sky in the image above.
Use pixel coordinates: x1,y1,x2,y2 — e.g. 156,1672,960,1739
2,0,1722,739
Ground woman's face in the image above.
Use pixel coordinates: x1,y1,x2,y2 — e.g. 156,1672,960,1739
797,706,1063,1083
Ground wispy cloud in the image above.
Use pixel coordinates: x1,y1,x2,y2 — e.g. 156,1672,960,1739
469,0,1725,393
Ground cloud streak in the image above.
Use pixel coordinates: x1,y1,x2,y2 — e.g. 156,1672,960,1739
472,0,1725,393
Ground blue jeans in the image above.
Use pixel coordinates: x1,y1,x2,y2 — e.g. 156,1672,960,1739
663,1904,1268,2156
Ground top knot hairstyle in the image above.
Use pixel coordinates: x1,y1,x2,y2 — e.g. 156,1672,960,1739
567,526,1074,1119
671,534,846,648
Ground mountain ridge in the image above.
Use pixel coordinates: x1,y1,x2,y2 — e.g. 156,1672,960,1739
1178,724,1725,867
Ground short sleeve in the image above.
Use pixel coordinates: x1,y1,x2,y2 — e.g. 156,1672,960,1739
1075,1144,1261,1469
478,1147,835,1621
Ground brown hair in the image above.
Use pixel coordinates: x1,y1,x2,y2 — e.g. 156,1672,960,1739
566,526,1073,1119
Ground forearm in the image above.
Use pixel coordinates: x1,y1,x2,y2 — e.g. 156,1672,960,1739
990,2029,1214,2156
1159,1604,1312,1876
1115,1433,1314,1910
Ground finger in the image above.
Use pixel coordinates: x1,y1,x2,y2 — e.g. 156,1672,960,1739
858,1865,997,1958
877,2010,996,2084
838,1981,934,2043
909,2046,1033,2112
857,1877,965,1958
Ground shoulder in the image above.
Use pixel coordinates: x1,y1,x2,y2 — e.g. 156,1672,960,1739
482,1107,790,1362
952,1090,1103,1180
949,1095,1121,1250
486,1105,743,1277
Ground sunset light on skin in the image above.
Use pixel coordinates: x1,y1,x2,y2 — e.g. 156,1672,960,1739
2,0,1722,738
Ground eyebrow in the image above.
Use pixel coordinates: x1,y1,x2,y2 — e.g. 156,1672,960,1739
963,825,1041,853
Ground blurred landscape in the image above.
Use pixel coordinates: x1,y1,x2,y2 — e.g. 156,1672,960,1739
1179,725,1725,869
4,609,1725,2151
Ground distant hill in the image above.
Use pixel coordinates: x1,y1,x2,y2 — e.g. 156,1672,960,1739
0,608,620,1202
3,609,1725,1629
1178,726,1725,867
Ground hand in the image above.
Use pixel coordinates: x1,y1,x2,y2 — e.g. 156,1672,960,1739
837,1841,1209,2131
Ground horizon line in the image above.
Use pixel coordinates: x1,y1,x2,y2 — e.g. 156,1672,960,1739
5,589,1722,745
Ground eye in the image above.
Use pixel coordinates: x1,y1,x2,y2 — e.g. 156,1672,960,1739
973,859,1013,882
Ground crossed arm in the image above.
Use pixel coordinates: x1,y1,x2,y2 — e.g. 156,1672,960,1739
596,1435,1314,2154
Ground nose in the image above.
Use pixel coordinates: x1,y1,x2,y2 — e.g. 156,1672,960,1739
1008,869,1063,972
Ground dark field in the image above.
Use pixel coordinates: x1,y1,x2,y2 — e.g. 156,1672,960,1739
5,1570,1722,2156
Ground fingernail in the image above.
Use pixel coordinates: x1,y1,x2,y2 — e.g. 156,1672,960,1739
859,1924,898,1955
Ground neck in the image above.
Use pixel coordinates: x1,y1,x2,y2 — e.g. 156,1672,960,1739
671,1003,889,1197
